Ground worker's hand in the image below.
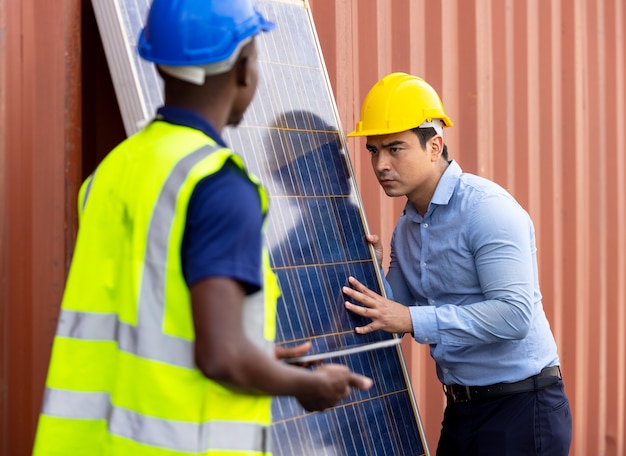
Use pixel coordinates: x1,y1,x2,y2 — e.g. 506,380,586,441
274,341,312,360
274,341,320,368
343,276,413,334
366,233,384,266
297,364,373,412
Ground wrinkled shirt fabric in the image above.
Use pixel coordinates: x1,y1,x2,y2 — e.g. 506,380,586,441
387,160,560,386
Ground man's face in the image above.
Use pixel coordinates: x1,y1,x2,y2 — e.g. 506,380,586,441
365,130,439,201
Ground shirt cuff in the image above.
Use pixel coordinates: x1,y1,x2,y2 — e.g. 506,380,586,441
409,305,440,344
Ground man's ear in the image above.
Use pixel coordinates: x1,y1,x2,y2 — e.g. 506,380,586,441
429,135,444,161
235,55,250,87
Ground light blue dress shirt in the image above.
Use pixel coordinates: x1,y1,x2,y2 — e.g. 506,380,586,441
387,160,560,386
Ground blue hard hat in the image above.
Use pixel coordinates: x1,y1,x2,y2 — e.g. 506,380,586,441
137,0,275,66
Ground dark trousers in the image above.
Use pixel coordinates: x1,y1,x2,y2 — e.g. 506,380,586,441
436,381,572,456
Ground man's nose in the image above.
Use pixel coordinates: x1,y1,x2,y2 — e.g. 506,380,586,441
373,152,391,172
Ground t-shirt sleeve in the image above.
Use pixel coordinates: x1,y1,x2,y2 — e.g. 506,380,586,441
181,161,264,293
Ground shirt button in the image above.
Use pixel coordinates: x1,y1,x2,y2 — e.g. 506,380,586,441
443,369,449,373
429,299,435,305
422,262,427,267
423,337,429,342
423,223,428,228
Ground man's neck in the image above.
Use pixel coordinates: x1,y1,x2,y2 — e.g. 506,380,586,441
408,160,449,216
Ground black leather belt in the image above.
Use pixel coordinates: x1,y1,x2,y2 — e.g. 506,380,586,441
444,366,562,403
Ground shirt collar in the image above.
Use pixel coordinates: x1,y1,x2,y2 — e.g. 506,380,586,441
154,106,228,148
431,160,462,206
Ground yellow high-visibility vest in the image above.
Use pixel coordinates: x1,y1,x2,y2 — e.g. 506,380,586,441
32,121,279,456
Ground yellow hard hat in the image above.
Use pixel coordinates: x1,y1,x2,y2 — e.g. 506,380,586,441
348,72,453,137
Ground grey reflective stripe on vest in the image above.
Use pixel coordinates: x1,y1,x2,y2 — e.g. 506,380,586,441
42,388,269,453
82,174,94,211
45,144,272,452
55,309,196,368
243,290,272,353
55,291,271,368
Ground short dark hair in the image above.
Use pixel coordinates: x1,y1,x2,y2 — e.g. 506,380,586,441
410,127,448,161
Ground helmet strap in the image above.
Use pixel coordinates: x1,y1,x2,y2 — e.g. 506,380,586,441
158,37,253,86
418,119,443,136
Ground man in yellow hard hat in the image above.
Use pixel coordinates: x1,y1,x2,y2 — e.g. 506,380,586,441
342,72,572,455
32,1,372,455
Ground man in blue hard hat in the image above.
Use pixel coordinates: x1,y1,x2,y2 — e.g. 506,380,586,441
32,1,372,455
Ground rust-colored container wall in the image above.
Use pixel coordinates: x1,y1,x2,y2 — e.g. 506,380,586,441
308,1,626,454
0,1,83,456
1,0,625,455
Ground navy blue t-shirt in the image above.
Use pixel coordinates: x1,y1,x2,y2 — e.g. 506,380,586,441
155,106,263,293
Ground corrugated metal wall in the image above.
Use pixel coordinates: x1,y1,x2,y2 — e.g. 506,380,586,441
1,0,625,454
308,0,626,454
0,0,83,455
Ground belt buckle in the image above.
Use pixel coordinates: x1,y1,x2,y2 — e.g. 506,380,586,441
446,385,472,403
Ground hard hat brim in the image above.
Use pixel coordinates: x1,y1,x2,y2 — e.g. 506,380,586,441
347,116,453,138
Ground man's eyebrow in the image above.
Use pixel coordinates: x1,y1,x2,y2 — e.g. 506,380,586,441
366,140,407,149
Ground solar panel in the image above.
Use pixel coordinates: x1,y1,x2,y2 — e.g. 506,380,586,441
91,0,430,454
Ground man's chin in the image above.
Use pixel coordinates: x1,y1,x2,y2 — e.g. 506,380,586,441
381,188,404,198
227,113,245,127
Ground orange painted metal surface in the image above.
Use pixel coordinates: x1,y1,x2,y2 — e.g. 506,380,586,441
0,1,83,455
1,0,625,455
309,1,626,454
